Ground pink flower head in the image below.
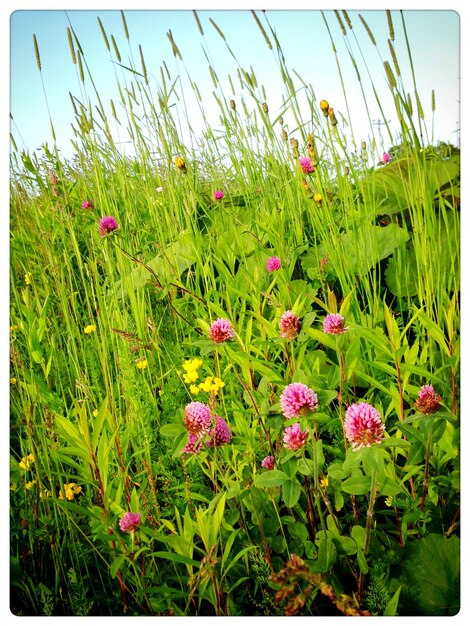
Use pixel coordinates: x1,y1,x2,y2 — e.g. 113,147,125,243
208,318,235,343
299,156,315,174
283,422,309,450
266,256,281,272
415,385,442,414
280,383,318,419
382,152,391,163
181,433,204,455
184,402,212,434
214,190,224,201
261,455,275,470
82,200,93,209
99,215,118,237
207,416,232,447
323,313,346,335
344,402,385,450
279,310,301,339
119,511,141,533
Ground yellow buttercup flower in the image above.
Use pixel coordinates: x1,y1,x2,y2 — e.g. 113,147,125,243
189,384,200,395
84,324,96,334
24,273,32,285
10,378,17,385
19,454,35,471
137,359,148,370
93,409,98,417
320,476,329,489
60,483,82,501
314,193,323,203
25,479,37,490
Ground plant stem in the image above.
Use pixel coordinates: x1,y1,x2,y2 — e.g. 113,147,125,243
419,431,432,511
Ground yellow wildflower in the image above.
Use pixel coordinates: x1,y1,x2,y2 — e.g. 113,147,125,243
10,378,17,385
84,324,96,334
10,483,18,492
40,488,51,499
189,384,200,395
137,359,148,370
319,100,330,116
199,376,214,393
183,358,202,383
60,483,82,501
320,476,329,489
183,370,199,384
10,325,19,332
199,376,225,395
158,389,164,397
175,157,187,173
93,409,98,417
314,193,323,203
385,496,393,507
19,454,35,471
24,273,32,285
25,479,37,490
183,358,202,372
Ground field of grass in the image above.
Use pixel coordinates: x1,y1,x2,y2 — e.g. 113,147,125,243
9,10,460,616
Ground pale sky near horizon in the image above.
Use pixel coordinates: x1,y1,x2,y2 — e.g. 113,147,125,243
9,5,460,162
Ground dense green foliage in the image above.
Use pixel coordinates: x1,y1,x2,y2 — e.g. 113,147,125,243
10,10,459,616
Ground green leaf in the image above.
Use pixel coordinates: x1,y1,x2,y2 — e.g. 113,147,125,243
315,531,337,572
152,551,200,567
341,475,371,495
255,469,288,488
288,522,308,541
282,479,302,508
397,534,460,615
160,423,187,438
384,586,401,616
377,476,403,496
407,441,425,465
297,457,315,476
328,463,347,480
110,554,126,579
385,246,419,297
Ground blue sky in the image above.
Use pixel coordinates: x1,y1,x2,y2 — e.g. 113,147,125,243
9,6,460,161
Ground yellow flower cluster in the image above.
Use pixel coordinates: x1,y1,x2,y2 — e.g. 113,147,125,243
59,483,82,501
182,359,225,396
19,454,35,471
136,358,148,370
183,358,203,384
190,376,225,396
84,324,96,334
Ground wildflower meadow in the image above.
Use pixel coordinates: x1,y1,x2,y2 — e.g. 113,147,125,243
9,9,460,617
